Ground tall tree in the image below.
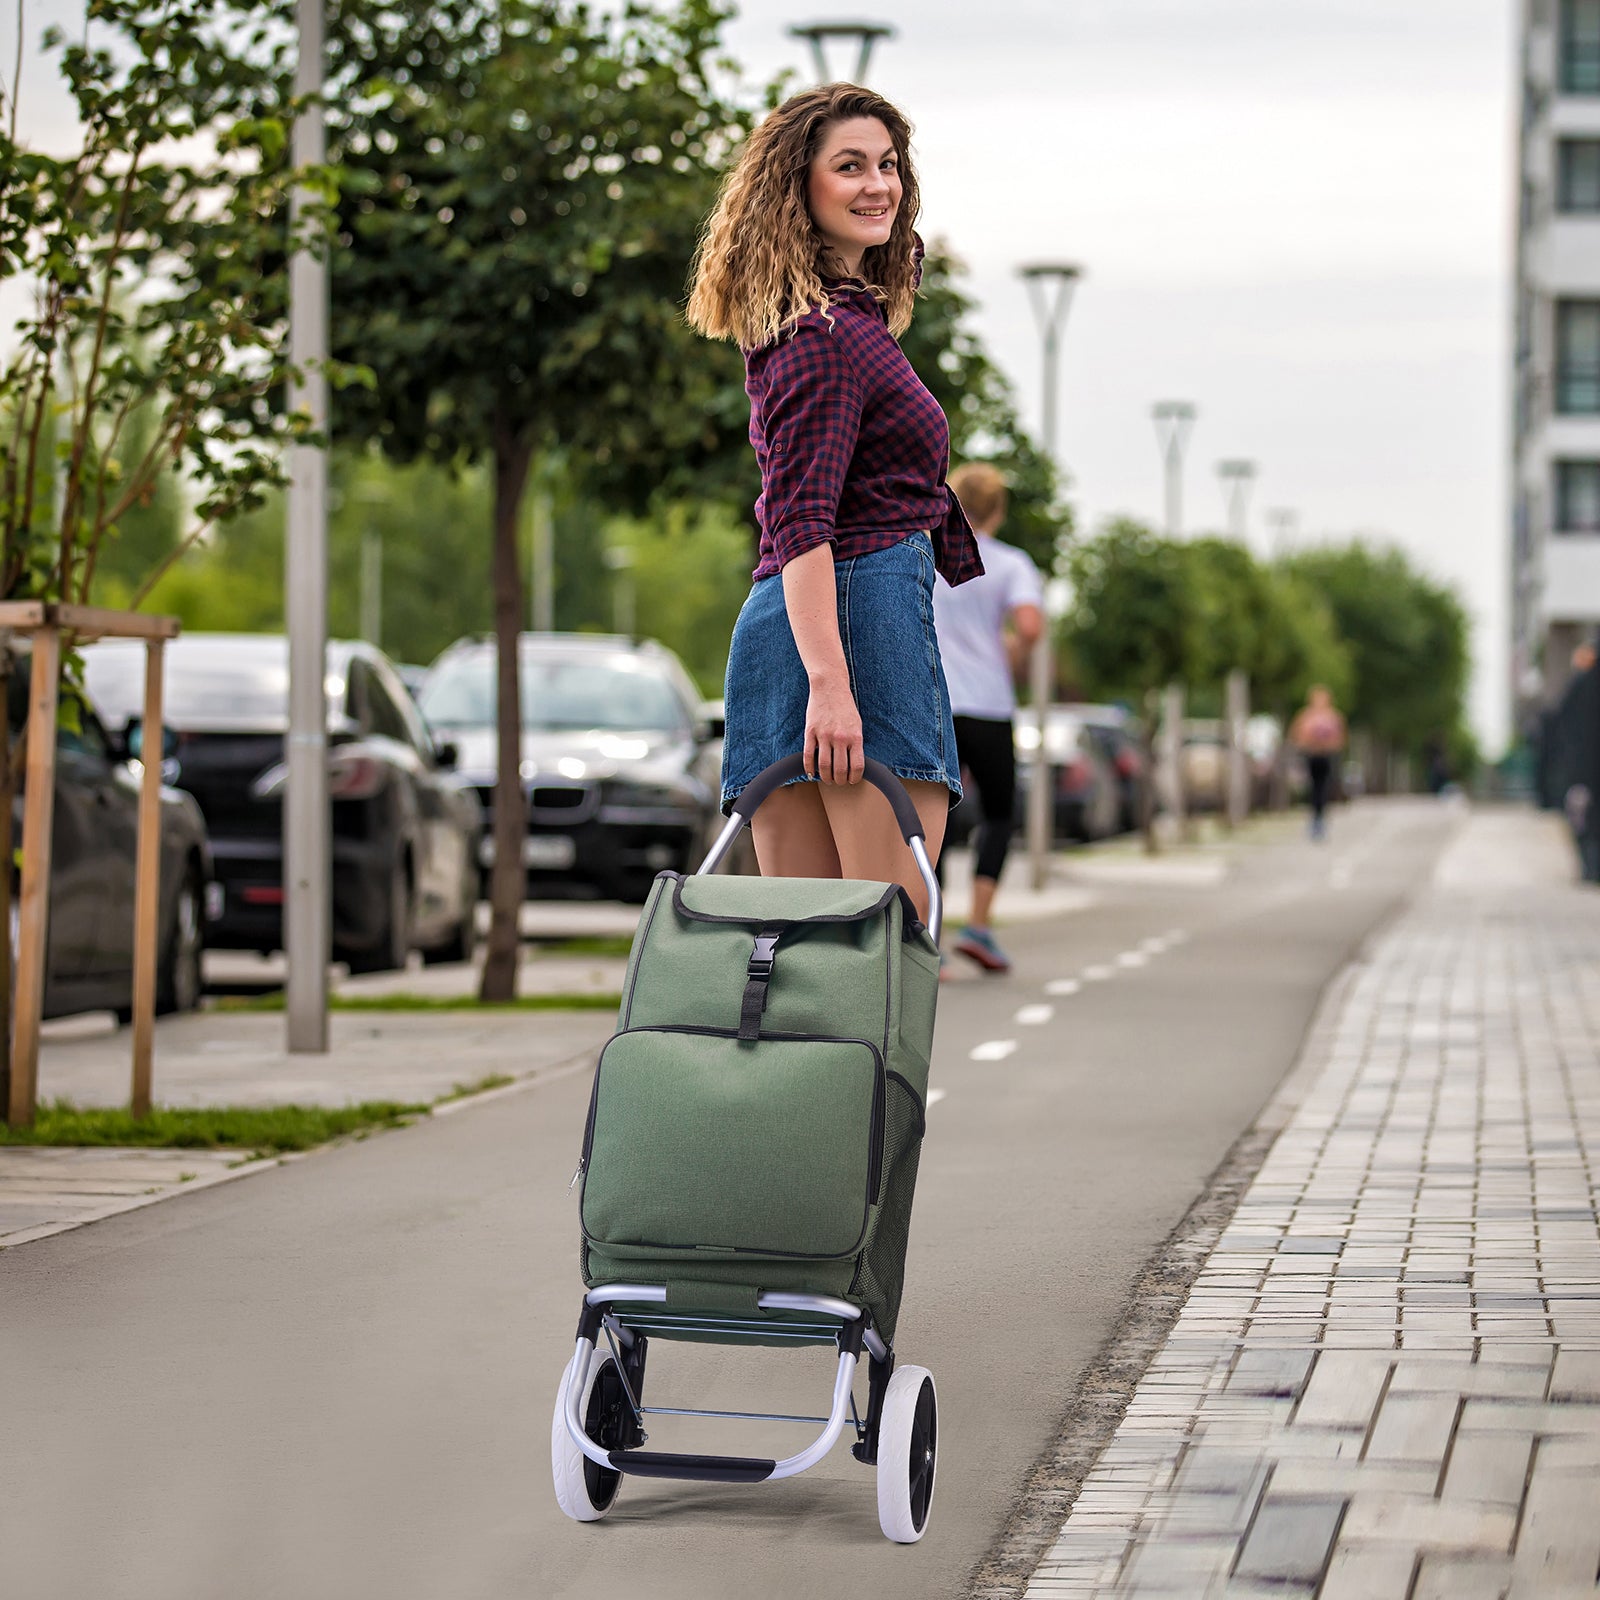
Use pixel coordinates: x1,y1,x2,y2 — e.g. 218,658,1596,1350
322,0,745,999
1280,542,1470,762
899,242,1069,574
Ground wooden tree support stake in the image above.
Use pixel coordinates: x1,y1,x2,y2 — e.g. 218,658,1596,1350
0,602,180,1128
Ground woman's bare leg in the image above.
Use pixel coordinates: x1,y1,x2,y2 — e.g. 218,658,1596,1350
749,781,842,879
819,778,948,924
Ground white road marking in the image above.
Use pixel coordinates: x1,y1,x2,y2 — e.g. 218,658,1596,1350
1081,964,1116,982
1164,929,1190,946
1045,978,1081,997
1329,864,1353,889
1014,1004,1054,1026
1140,936,1169,955
969,1039,1019,1062
1116,950,1149,969
927,1088,947,1108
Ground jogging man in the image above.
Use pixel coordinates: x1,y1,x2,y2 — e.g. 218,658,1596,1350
932,462,1044,972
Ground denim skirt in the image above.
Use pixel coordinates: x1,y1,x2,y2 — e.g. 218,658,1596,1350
720,531,961,814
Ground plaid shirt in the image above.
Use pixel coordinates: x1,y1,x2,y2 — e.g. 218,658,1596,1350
744,276,983,587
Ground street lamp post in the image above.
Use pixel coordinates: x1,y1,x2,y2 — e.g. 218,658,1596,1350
604,546,636,639
1152,401,1197,538
1217,459,1258,543
788,20,895,82
1019,262,1082,892
285,0,329,1054
1264,506,1298,558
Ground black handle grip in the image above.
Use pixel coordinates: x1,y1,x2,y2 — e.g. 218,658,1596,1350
731,755,926,844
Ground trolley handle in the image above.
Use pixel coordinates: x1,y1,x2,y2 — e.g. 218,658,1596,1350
696,755,942,944
733,755,926,841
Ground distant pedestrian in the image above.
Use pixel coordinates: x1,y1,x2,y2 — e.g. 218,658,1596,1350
1289,685,1347,841
932,463,1043,972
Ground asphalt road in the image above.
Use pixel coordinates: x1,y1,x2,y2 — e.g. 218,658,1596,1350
0,802,1458,1600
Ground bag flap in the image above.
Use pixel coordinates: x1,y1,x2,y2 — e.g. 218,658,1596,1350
668,871,909,930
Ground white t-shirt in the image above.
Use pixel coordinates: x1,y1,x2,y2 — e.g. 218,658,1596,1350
932,534,1045,720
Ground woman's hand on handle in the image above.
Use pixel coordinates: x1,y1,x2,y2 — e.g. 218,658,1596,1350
804,669,864,785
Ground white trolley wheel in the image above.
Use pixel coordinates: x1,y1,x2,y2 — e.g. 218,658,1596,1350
877,1364,938,1543
551,1350,632,1522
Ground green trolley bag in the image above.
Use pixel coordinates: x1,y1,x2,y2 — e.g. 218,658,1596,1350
556,757,946,1541
577,761,941,1345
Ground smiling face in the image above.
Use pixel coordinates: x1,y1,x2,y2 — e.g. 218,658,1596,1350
806,116,902,278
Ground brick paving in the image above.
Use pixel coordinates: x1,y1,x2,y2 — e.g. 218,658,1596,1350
1024,809,1600,1599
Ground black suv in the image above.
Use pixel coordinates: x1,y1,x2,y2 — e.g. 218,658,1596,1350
84,634,483,972
418,634,720,902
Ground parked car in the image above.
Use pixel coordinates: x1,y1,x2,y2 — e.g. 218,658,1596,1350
1076,703,1148,834
417,633,721,903
6,655,214,1020
83,634,482,972
1016,706,1123,843
697,698,758,876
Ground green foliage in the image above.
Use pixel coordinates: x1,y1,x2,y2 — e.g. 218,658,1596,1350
1,0,329,608
900,242,1069,573
603,502,758,694
322,0,746,486
1065,518,1200,706
1066,517,1465,760
1280,542,1470,754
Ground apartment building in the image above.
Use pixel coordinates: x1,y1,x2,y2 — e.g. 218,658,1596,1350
1514,0,1600,724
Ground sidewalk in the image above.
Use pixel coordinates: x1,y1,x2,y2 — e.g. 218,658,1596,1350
1020,806,1600,1599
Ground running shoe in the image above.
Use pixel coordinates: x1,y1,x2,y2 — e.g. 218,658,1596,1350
953,924,1011,973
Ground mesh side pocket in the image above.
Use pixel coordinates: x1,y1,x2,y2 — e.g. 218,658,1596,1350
853,1075,926,1342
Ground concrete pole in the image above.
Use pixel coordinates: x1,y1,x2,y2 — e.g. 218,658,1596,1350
531,486,554,633
1020,264,1081,891
360,528,381,647
1217,459,1258,544
1152,402,1197,538
1225,668,1250,830
285,0,329,1054
1161,682,1187,840
1264,507,1297,559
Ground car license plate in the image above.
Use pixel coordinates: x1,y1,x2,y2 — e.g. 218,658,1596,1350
522,834,575,870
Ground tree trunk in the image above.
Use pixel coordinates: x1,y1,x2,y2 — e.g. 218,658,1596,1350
479,426,535,1004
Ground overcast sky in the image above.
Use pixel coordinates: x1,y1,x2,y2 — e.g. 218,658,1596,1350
727,0,1516,749
8,0,1517,746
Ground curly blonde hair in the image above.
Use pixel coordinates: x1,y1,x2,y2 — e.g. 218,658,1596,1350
686,83,921,350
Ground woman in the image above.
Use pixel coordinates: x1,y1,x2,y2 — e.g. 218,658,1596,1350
1288,684,1347,841
686,84,981,920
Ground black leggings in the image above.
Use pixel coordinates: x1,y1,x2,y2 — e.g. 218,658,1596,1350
1307,754,1335,821
954,715,1017,882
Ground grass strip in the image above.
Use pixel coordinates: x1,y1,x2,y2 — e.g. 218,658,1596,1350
211,992,621,1014
526,934,634,959
438,1073,516,1102
0,1098,429,1154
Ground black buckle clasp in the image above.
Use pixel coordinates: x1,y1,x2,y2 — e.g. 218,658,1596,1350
747,933,780,980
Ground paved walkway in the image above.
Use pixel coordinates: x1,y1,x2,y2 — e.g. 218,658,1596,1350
1023,807,1600,1599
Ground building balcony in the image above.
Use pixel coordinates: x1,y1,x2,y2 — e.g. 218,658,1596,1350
1541,532,1600,622
1550,97,1600,135
1534,216,1600,289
